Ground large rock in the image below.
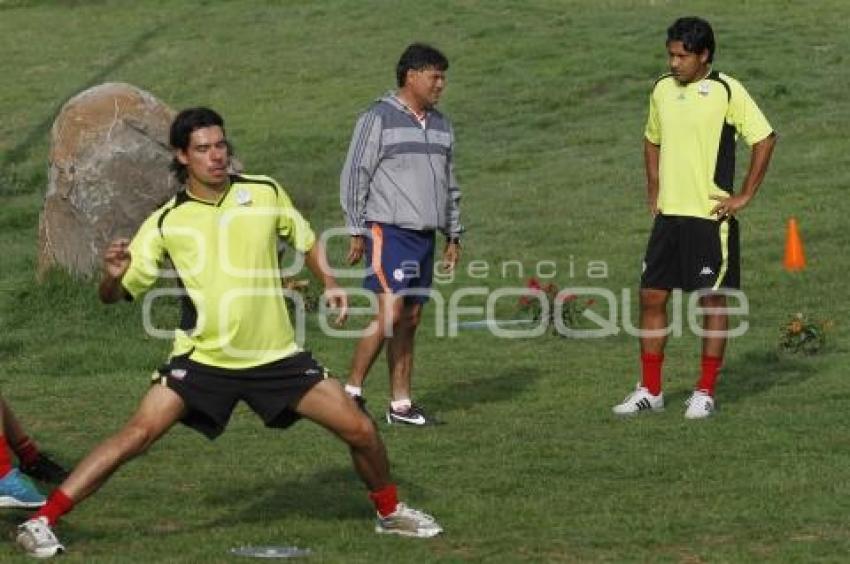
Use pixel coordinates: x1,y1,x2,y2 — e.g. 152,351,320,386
38,82,178,278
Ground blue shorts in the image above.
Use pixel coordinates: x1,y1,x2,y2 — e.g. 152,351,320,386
363,223,435,305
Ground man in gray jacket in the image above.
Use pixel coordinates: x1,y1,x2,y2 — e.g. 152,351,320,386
340,43,462,426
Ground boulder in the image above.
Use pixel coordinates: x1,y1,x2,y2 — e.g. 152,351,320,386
37,82,178,278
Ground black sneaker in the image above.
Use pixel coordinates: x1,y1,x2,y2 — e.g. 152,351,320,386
20,453,70,485
352,395,372,417
385,404,440,426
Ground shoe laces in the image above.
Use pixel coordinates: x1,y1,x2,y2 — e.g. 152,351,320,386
686,390,711,407
622,385,647,403
22,518,56,545
390,404,424,416
392,503,436,524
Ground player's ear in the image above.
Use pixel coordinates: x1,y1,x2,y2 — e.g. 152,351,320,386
699,49,710,65
175,149,189,166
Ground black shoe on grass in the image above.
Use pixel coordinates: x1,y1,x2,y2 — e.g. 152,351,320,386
20,453,70,484
385,403,440,426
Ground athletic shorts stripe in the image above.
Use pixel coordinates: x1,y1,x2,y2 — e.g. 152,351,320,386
370,223,391,293
712,220,730,291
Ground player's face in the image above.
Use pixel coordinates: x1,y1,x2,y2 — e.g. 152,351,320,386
177,126,230,189
406,67,446,109
667,40,710,84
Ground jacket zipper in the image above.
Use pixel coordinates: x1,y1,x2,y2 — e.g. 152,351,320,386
419,116,440,228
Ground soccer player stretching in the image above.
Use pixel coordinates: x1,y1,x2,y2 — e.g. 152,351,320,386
16,107,442,558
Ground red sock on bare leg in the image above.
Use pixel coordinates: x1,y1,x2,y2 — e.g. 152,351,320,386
32,489,75,526
368,484,398,518
696,355,723,395
641,353,664,396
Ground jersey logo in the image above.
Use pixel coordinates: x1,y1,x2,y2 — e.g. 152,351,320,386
698,81,710,97
393,268,405,282
235,188,252,206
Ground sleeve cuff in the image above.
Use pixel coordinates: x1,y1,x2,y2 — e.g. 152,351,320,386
747,129,776,146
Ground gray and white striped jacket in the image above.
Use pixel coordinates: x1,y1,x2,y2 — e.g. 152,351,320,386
340,93,463,237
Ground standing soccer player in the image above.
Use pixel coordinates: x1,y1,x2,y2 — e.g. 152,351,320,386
613,17,777,418
341,43,463,426
15,107,442,558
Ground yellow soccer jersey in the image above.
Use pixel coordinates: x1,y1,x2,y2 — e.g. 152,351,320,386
645,71,774,219
121,174,316,369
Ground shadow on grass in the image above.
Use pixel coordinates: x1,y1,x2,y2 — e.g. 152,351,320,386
0,512,92,548
417,367,541,413
0,469,382,545
0,511,27,530
716,349,815,405
200,466,395,527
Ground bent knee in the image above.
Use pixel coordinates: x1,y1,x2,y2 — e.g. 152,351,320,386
342,414,379,449
119,423,157,456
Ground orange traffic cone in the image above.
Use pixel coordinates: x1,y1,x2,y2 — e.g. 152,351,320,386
783,217,806,272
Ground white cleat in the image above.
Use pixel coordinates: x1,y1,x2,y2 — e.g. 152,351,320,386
375,502,443,538
684,390,715,419
16,516,65,559
612,384,664,416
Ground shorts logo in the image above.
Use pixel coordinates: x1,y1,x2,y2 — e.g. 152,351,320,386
700,266,714,276
393,268,405,282
170,368,188,380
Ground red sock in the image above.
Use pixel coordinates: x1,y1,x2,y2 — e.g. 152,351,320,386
0,436,13,476
640,352,664,396
33,489,75,526
368,484,398,518
697,355,723,396
0,435,12,478
14,436,40,466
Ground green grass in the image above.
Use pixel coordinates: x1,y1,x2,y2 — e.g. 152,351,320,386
2,0,850,561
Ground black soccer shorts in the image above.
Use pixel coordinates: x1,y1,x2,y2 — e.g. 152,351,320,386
640,214,740,292
153,351,328,439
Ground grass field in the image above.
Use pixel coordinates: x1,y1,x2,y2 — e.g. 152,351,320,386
2,0,850,562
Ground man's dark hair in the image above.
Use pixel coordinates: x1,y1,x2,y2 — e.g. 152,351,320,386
169,107,227,184
667,17,715,63
396,43,449,87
